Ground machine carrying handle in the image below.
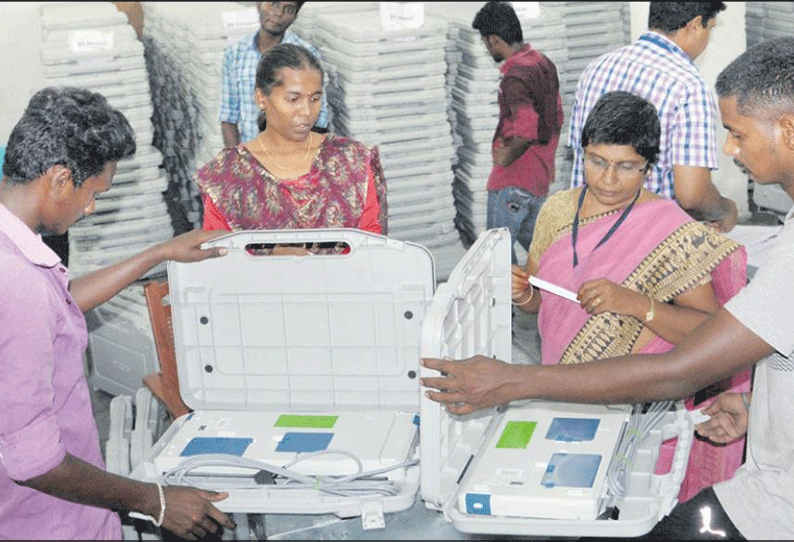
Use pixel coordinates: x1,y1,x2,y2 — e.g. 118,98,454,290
199,228,388,253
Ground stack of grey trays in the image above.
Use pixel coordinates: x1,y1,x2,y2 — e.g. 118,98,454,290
290,1,380,132
437,2,570,248
558,1,630,188
746,1,794,48
39,2,168,397
39,2,173,280
313,8,465,280
142,1,259,231
745,2,793,215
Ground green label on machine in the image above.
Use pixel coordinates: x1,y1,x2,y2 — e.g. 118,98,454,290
496,421,537,449
274,414,339,428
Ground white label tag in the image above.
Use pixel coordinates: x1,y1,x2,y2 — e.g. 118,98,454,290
68,30,114,53
513,2,541,20
380,2,424,31
221,7,259,30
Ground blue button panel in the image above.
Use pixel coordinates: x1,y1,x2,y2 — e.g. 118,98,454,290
276,431,334,453
180,436,253,457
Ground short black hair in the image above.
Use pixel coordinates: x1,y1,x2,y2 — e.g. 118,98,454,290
716,37,794,117
3,87,135,187
581,91,661,165
472,1,523,45
648,2,726,33
258,1,304,14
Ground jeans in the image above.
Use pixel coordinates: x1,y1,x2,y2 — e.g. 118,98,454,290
486,186,546,264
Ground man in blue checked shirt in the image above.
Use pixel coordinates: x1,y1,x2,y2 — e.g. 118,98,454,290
568,2,738,233
219,1,329,149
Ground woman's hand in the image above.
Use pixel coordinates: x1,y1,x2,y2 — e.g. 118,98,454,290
577,278,648,318
271,244,312,256
511,264,530,300
511,265,539,313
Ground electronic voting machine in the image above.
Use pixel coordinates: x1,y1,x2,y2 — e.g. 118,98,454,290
130,229,434,521
419,228,696,538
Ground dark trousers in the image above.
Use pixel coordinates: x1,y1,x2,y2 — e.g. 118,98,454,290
580,487,745,541
639,487,745,540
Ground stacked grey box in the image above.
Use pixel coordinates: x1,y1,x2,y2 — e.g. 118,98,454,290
746,2,794,48
557,1,631,190
436,2,571,248
39,2,173,279
290,2,382,138
142,2,259,231
312,8,465,281
39,2,168,397
745,2,794,215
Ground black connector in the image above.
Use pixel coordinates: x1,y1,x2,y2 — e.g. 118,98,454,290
254,469,276,485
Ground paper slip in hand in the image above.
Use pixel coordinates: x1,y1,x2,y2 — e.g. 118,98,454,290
689,409,711,425
529,276,579,303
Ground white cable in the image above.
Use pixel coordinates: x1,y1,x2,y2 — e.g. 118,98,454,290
160,451,419,498
606,401,674,505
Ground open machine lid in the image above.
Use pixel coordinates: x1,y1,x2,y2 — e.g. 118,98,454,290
418,228,693,537
418,227,513,509
168,229,435,413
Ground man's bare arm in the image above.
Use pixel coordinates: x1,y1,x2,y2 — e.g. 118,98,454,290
673,164,738,232
221,121,240,149
422,309,771,415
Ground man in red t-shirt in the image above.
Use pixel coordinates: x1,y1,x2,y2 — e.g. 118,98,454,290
473,1,564,264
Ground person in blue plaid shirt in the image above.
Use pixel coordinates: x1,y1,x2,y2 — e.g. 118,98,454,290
219,1,329,149
567,2,738,233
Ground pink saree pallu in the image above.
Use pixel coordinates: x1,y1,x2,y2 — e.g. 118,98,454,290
534,196,749,502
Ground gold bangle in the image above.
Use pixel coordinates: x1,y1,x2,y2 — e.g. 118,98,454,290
643,296,655,323
512,286,534,307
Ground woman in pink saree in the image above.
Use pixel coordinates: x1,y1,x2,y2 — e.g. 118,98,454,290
511,91,749,502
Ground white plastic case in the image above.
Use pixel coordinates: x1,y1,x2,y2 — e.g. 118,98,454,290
419,229,695,537
130,229,435,520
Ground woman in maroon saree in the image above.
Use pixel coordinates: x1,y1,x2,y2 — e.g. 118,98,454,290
512,91,749,502
196,43,387,237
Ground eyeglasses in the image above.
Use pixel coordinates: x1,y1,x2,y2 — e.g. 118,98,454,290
584,153,649,180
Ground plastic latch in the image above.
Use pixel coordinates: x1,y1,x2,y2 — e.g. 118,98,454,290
360,495,386,530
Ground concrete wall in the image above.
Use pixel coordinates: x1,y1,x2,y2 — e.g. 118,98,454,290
0,2,49,144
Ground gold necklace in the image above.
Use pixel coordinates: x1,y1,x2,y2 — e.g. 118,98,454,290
259,132,313,172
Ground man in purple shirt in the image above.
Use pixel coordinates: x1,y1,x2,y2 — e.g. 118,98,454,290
473,1,564,265
0,87,235,540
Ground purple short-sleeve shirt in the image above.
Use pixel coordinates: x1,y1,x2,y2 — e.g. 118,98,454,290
0,203,120,539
